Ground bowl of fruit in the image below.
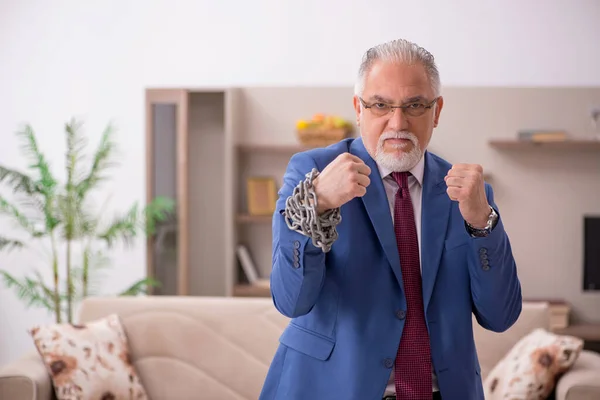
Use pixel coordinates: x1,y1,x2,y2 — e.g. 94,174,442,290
296,113,354,147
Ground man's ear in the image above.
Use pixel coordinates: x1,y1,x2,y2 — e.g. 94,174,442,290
353,95,362,126
433,96,444,128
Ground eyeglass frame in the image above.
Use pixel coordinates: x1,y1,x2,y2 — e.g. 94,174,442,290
358,96,439,118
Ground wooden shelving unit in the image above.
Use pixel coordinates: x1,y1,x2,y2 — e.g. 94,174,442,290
143,85,600,322
489,138,600,150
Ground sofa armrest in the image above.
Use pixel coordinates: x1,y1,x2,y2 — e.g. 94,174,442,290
0,351,54,400
555,350,600,400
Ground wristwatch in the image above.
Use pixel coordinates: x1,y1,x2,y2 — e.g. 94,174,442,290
465,206,498,237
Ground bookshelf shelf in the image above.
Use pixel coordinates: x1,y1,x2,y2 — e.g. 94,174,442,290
489,139,600,150
233,283,271,297
236,143,315,153
236,214,272,223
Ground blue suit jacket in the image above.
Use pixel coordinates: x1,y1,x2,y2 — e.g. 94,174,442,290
259,138,522,400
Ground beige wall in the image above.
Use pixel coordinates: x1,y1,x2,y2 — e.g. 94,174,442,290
236,86,600,323
432,87,600,323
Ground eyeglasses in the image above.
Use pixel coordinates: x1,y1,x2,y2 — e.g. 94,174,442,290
359,97,439,118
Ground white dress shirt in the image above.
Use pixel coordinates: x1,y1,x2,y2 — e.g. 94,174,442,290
375,155,440,396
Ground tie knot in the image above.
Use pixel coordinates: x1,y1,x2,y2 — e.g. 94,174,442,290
392,171,410,188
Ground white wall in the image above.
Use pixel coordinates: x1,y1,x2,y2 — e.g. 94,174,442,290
1,0,599,367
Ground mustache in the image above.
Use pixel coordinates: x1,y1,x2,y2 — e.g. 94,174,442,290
378,131,418,144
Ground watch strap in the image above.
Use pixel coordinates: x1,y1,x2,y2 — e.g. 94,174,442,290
465,206,498,237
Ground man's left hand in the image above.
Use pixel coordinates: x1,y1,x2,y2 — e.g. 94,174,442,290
445,163,490,229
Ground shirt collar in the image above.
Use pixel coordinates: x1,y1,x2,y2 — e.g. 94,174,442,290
376,154,425,187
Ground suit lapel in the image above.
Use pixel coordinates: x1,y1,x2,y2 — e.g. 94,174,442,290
420,152,451,313
350,138,404,293
349,140,451,309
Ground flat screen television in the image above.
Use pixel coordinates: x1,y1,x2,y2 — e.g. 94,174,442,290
583,216,600,291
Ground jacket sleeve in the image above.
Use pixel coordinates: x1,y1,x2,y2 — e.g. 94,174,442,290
269,152,328,318
469,183,523,332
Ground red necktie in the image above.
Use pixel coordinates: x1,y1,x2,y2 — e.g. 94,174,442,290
392,171,432,400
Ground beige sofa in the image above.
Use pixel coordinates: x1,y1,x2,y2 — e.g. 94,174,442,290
1,296,599,400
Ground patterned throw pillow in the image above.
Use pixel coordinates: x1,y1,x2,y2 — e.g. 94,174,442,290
29,313,148,400
483,328,583,400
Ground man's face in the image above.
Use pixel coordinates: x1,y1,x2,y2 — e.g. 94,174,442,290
353,60,443,172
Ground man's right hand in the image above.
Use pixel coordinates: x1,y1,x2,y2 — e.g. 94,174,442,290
312,153,371,214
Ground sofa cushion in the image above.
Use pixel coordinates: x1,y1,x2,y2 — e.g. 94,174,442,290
483,328,583,400
473,301,551,379
29,313,148,400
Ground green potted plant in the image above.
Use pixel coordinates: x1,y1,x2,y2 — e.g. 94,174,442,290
0,118,174,323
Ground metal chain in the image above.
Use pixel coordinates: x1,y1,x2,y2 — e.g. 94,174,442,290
283,168,342,253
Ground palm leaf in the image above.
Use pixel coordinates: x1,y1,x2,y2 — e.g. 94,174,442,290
94,195,174,248
0,237,25,251
0,238,24,251
57,192,94,240
16,125,60,232
33,270,56,305
0,196,44,237
119,277,160,296
63,119,88,240
64,119,88,185
97,203,140,248
0,269,54,311
16,125,57,197
70,248,111,298
76,123,118,199
0,166,38,195
70,193,113,240
144,196,176,236
69,267,86,300
16,194,48,225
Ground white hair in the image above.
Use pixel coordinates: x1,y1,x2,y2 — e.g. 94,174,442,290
354,38,441,97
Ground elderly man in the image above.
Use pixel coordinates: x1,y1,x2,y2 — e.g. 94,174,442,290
259,38,522,400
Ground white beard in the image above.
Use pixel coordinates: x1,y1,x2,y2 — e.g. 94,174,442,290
374,130,423,172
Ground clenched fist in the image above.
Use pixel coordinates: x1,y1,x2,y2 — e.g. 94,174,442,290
445,163,491,228
313,153,371,214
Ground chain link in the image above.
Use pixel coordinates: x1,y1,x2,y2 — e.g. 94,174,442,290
283,168,342,253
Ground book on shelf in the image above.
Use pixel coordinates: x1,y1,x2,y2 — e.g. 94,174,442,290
236,244,269,288
517,130,569,142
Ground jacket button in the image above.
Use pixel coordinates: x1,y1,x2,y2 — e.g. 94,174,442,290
482,264,490,271
384,358,394,368
293,240,300,249
396,310,406,320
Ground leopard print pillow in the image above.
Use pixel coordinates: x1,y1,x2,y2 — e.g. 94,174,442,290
483,328,583,400
30,314,148,400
